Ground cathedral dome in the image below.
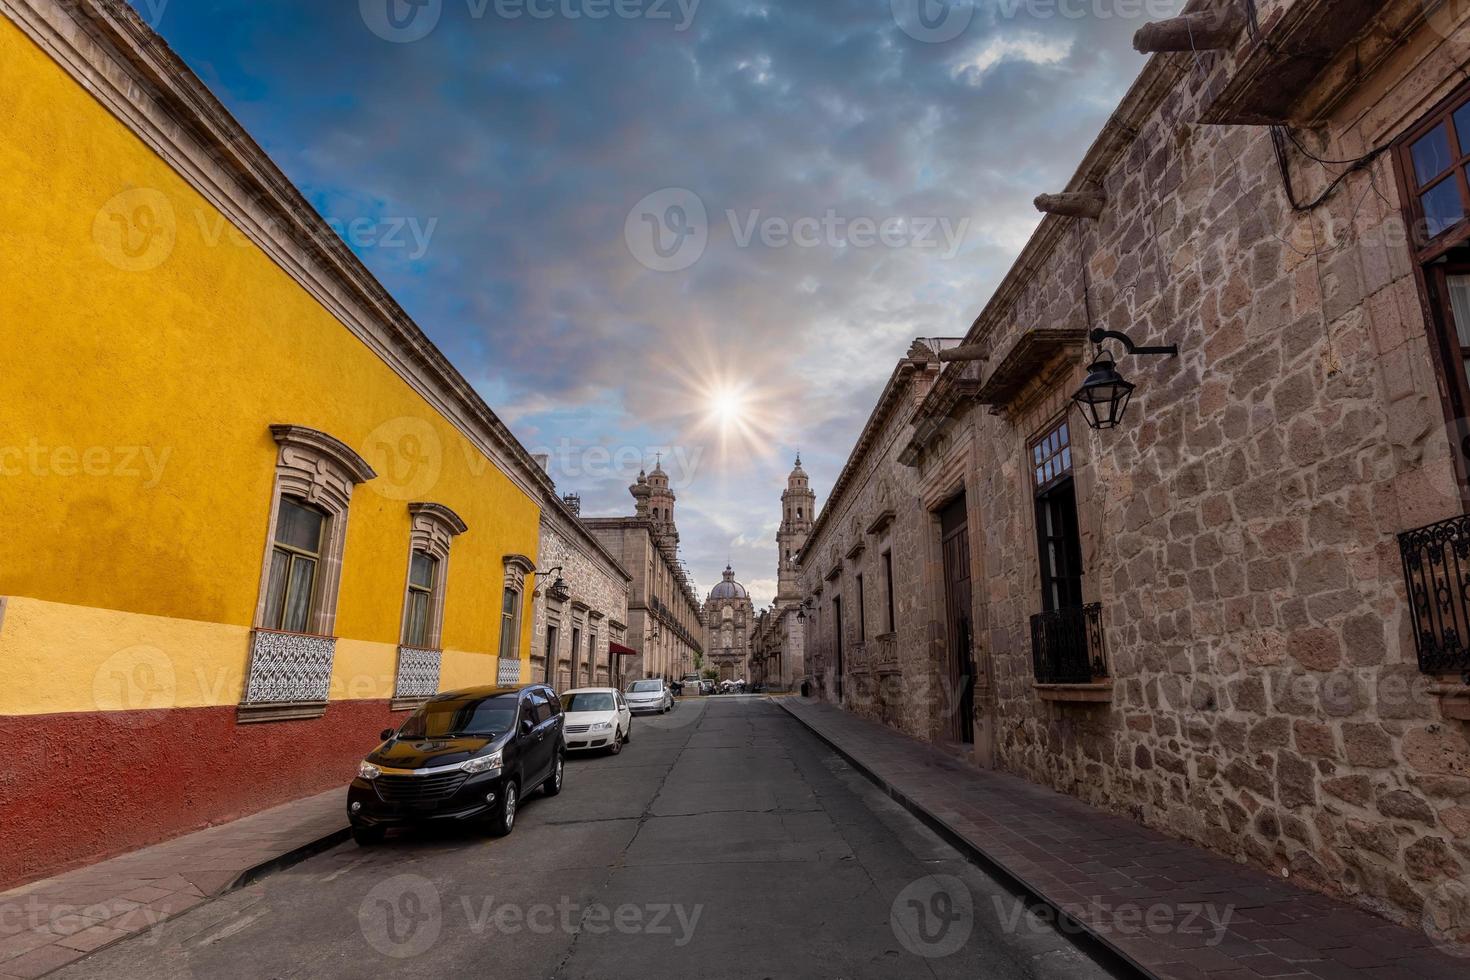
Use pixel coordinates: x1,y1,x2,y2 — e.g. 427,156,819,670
708,564,748,600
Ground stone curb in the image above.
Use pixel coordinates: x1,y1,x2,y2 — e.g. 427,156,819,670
773,697,1152,980
225,825,352,894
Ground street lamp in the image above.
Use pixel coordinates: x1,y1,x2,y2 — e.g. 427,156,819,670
534,565,571,603
1072,328,1178,430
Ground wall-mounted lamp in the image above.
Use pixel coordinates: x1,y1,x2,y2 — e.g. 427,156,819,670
1073,328,1179,430
534,565,572,603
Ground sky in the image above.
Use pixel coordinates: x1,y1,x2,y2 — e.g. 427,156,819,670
131,0,1182,608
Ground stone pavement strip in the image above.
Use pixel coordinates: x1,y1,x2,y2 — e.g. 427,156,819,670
776,697,1467,980
0,789,348,979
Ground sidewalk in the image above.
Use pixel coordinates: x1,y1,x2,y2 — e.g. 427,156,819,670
0,789,348,979
777,697,1467,980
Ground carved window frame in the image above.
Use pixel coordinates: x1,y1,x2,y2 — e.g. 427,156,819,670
500,554,535,664
399,503,469,651
252,425,376,638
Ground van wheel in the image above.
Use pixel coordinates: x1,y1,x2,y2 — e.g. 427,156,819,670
542,753,565,797
487,781,518,837
352,825,385,847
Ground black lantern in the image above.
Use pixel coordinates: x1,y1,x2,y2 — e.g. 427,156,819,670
1072,328,1178,431
1072,351,1135,430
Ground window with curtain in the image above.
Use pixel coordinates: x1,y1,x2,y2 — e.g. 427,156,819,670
262,497,325,634
402,550,439,647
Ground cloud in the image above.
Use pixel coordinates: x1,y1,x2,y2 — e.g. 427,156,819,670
136,0,1167,596
950,33,1072,85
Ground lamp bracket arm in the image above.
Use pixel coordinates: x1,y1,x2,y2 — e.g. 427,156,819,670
1089,328,1177,358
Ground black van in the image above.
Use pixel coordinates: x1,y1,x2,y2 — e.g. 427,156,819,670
347,684,564,843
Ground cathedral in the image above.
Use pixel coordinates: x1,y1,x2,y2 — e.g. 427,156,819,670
702,565,753,682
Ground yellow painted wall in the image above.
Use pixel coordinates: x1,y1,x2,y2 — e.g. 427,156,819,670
0,17,540,713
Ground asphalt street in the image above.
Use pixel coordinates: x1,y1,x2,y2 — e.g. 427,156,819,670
54,697,1113,979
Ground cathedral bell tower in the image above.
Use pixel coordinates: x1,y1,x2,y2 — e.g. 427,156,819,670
645,456,678,549
777,454,815,603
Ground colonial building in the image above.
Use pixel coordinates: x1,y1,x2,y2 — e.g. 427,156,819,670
584,462,703,681
801,0,1470,938
530,493,633,691
702,565,754,681
750,458,814,690
0,0,552,887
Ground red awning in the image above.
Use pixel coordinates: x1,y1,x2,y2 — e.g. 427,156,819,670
609,642,638,658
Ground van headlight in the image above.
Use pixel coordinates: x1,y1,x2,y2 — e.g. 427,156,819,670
461,750,503,775
357,761,381,781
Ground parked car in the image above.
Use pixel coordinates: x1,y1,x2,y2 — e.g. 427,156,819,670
625,678,674,713
560,688,632,754
699,679,716,695
347,684,564,844
678,673,702,695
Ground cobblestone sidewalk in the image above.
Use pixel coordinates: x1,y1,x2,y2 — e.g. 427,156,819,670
0,789,348,978
777,697,1467,979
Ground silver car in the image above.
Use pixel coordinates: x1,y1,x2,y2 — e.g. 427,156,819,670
624,678,673,714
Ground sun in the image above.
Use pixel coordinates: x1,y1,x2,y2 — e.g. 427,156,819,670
708,387,747,423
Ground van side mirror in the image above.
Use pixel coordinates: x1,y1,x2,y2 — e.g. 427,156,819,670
380,728,396,741
520,717,535,736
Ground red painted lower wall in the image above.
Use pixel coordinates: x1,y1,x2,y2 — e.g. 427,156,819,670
0,700,403,889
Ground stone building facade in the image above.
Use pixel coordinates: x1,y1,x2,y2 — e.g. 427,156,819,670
800,0,1470,937
530,495,631,691
584,461,703,682
702,565,753,681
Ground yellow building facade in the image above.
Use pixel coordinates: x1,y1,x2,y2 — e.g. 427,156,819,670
0,0,551,886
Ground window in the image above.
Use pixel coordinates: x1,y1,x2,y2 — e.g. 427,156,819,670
263,497,325,633
243,425,376,723
1031,418,1083,612
499,587,523,660
856,574,866,641
797,508,803,519
1396,83,1470,484
1399,90,1470,253
500,554,534,666
882,550,896,633
252,425,376,639
402,550,438,647
589,629,599,675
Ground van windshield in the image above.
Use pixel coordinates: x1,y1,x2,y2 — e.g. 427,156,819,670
399,694,517,739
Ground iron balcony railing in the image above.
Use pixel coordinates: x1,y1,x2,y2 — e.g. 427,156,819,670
1400,514,1470,682
1030,603,1108,684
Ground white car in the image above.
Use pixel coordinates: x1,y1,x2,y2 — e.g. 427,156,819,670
625,678,673,714
559,688,632,754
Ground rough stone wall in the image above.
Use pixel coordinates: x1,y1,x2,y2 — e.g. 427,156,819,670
799,358,954,742
530,514,629,691
799,3,1470,933
966,18,1470,929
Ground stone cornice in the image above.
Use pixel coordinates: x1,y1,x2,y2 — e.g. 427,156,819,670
3,0,557,506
